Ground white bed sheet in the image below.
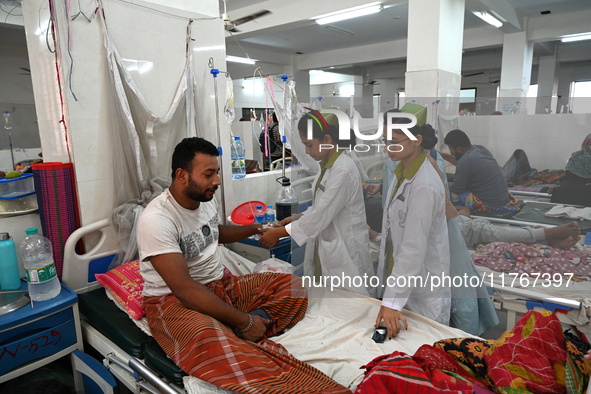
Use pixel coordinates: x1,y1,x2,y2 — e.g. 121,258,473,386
109,247,474,393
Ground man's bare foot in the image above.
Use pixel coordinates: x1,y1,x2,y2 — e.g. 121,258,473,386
547,236,580,249
544,222,580,241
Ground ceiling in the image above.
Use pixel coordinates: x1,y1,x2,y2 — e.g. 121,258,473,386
226,3,488,56
508,0,591,17
224,0,591,73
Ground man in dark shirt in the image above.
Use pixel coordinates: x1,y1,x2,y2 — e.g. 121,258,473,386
443,129,510,210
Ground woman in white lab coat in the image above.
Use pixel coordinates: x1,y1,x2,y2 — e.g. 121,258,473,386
376,123,451,339
259,110,375,297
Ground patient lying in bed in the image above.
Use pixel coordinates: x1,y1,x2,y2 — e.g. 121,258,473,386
455,206,581,249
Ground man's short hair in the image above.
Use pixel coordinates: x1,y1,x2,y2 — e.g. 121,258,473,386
171,137,219,179
443,129,471,149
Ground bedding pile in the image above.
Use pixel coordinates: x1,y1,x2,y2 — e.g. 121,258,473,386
355,311,591,394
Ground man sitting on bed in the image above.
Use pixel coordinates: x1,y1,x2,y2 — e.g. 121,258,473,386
442,129,518,213
136,137,346,394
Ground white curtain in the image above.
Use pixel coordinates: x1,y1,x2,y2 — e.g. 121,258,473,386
101,15,198,265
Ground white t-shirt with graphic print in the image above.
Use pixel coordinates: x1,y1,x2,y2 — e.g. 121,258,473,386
137,190,224,297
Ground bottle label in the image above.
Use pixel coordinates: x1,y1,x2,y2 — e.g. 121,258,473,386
25,261,57,283
232,158,245,168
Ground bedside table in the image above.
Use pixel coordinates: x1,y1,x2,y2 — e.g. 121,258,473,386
0,281,83,386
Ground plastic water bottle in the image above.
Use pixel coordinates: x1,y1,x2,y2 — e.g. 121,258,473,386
231,136,246,180
254,205,265,224
20,228,60,301
265,205,275,224
0,233,21,290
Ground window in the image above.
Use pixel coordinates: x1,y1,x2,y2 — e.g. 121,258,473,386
525,84,538,115
460,88,476,103
373,94,380,118
570,81,591,114
397,92,406,107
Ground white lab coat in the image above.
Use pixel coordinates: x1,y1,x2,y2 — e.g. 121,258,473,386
377,156,451,325
287,152,376,297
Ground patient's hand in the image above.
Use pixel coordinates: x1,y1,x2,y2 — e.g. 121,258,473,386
258,227,285,248
242,315,270,342
376,306,408,339
584,349,591,360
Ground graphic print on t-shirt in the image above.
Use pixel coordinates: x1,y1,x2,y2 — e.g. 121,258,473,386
179,213,220,260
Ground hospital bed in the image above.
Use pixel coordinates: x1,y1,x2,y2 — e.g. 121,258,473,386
467,202,591,335
508,190,551,202
473,201,591,235
62,218,474,394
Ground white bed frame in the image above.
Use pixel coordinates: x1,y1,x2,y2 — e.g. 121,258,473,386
509,190,551,202
63,219,185,394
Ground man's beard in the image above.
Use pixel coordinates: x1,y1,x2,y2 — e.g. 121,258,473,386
185,175,217,202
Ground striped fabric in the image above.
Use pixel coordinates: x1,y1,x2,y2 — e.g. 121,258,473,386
32,162,81,279
144,273,350,394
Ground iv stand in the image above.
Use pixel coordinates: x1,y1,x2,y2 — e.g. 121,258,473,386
7,131,15,171
208,58,229,225
280,75,288,178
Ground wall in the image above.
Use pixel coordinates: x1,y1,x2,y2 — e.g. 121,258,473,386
21,0,229,226
233,77,285,121
457,114,591,170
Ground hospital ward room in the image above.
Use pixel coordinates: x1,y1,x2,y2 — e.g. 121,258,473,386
2,0,591,393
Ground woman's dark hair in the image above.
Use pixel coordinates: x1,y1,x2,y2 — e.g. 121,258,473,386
417,124,438,149
297,111,341,146
171,137,219,179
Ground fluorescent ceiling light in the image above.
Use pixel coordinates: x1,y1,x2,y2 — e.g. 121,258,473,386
226,56,256,65
561,33,591,43
316,4,383,25
472,11,503,28
309,70,324,74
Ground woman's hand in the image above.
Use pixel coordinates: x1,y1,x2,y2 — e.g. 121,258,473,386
279,216,293,226
279,213,302,226
375,306,408,339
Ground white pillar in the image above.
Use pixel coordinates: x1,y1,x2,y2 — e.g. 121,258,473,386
498,32,533,114
354,74,373,118
535,54,559,114
405,0,465,115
